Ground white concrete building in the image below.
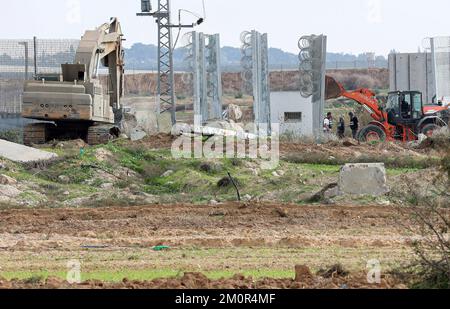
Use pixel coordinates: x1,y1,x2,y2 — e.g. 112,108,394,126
270,91,315,137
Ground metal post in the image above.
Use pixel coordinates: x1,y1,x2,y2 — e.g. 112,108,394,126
206,33,223,120
242,30,271,135
199,32,208,122
318,36,327,136
260,33,271,134
189,32,223,125
298,34,327,137
214,34,223,120
33,36,38,78
251,31,260,127
18,42,29,80
191,32,201,126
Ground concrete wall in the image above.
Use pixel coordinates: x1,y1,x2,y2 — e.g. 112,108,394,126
270,91,313,137
389,53,436,103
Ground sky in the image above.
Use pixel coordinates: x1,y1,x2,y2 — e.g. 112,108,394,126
1,0,449,56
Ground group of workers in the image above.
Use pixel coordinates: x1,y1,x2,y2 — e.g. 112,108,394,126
323,112,359,139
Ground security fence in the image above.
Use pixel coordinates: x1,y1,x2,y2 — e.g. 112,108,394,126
0,38,79,114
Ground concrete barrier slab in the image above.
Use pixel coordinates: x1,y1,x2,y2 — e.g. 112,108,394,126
0,139,57,163
339,163,390,196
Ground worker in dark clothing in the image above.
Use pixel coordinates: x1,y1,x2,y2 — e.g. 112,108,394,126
349,112,359,139
337,116,345,139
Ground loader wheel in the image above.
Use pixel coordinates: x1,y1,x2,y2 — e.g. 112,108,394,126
421,124,441,137
356,129,364,141
359,125,387,143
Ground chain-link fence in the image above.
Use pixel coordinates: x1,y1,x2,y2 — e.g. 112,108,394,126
0,38,79,115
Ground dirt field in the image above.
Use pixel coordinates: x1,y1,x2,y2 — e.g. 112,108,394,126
0,202,432,289
0,124,448,289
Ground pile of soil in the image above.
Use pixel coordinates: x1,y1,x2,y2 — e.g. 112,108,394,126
132,133,177,150
0,270,405,289
280,140,435,165
418,135,450,151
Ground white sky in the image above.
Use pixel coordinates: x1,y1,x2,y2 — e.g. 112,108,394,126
1,0,449,56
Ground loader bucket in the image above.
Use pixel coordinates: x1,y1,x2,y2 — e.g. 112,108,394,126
325,75,344,100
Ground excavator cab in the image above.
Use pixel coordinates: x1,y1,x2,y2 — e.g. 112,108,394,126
386,91,424,126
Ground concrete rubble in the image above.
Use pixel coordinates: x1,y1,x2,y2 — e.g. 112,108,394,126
0,174,17,185
227,104,243,122
321,163,390,200
0,139,58,163
338,163,390,196
0,185,22,202
130,128,148,142
122,109,156,141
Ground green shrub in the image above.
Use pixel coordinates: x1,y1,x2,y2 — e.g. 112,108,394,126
0,129,23,144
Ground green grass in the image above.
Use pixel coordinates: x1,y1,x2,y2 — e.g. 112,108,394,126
386,167,421,177
300,163,341,173
1,139,436,208
283,153,441,170
0,269,295,283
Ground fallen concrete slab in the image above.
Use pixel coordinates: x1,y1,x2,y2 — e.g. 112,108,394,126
130,128,147,141
339,163,390,196
0,139,58,163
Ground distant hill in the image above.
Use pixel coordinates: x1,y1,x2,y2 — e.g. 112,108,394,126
124,43,388,71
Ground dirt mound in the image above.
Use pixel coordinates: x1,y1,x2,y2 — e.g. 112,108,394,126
281,140,426,158
0,271,405,289
327,69,389,90
418,135,450,151
280,140,440,168
317,264,350,279
295,265,314,283
131,133,176,149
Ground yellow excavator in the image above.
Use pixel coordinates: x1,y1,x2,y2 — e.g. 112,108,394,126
21,18,125,145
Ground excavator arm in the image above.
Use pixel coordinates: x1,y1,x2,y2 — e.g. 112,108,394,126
325,75,386,123
74,17,125,111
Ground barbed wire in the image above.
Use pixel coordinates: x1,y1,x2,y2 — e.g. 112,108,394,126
298,35,318,98
240,31,253,95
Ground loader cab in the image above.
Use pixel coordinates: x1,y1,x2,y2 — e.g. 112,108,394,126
386,91,423,126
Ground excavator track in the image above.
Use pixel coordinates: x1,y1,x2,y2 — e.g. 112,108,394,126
87,125,119,146
23,123,54,146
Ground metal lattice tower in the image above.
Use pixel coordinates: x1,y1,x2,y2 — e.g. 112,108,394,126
156,0,176,125
138,0,200,127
